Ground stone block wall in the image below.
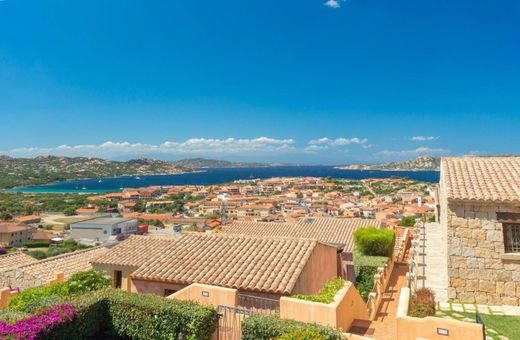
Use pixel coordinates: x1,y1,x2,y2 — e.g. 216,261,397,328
446,203,520,305
0,268,44,290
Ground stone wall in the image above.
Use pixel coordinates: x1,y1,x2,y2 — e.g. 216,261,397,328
0,268,44,290
445,202,520,305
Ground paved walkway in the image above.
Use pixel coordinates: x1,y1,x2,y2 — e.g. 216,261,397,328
422,222,448,302
349,263,409,340
438,301,520,316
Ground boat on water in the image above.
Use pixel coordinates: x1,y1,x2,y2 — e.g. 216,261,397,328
135,176,141,180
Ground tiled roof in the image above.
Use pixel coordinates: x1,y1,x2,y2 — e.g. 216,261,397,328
222,217,382,253
0,253,38,271
441,157,520,203
0,223,33,233
91,235,179,268
131,233,321,294
19,246,109,282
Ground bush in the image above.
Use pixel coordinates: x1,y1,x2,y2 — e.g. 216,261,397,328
21,241,50,248
0,248,7,255
354,227,395,256
50,289,218,340
399,216,416,227
242,314,343,340
47,247,71,257
0,304,75,339
409,288,436,318
292,277,346,303
27,250,47,259
278,328,328,340
8,270,110,313
355,266,377,302
0,309,28,324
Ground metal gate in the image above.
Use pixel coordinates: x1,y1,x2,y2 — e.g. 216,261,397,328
217,305,253,340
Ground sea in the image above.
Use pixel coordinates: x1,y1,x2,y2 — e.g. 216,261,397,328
10,166,440,193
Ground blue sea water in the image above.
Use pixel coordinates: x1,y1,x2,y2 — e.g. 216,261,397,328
10,166,440,193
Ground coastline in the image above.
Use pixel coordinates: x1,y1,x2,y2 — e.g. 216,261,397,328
334,166,440,172
3,169,205,192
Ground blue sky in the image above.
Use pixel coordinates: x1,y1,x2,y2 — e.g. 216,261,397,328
0,0,519,164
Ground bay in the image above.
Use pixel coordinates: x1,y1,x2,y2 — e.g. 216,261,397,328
11,166,440,193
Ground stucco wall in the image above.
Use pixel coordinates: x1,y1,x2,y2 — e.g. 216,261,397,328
291,243,337,295
396,316,483,340
280,282,368,332
445,202,520,305
168,283,238,307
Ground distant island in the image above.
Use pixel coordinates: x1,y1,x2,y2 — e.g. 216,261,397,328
0,156,290,189
170,158,290,169
336,156,440,171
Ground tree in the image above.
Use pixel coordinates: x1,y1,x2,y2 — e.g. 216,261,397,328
63,207,76,216
399,216,416,227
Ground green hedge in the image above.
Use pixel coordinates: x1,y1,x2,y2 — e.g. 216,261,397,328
354,227,395,257
242,314,343,340
9,270,110,313
21,241,50,248
50,289,218,340
292,277,346,303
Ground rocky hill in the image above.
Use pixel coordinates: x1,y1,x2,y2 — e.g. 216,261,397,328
172,158,272,168
336,156,440,171
0,156,193,189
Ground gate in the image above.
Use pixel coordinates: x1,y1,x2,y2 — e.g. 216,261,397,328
217,305,253,340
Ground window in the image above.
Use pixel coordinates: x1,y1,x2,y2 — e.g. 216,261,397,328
504,224,520,253
114,270,122,289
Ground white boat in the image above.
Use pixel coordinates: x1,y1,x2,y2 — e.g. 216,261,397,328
135,176,141,180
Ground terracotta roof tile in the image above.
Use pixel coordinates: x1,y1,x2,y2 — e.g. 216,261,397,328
90,235,179,268
222,217,382,253
130,233,321,294
0,253,38,271
441,157,520,203
18,247,109,282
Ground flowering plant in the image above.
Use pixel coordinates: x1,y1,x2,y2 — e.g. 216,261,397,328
0,304,75,340
0,248,7,255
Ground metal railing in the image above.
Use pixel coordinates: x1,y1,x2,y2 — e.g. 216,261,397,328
237,293,279,316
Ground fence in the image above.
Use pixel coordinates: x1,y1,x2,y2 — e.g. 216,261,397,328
237,293,279,316
217,305,253,340
407,222,425,295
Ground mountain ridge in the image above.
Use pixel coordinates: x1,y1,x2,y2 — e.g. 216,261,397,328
336,156,441,171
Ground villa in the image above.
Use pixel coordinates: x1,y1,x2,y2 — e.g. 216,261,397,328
440,156,520,305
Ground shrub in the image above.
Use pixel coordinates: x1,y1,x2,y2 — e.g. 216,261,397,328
0,309,28,324
399,216,416,227
63,270,111,295
0,304,75,340
0,248,7,255
354,227,395,257
8,270,110,313
292,277,346,303
278,328,327,340
409,288,436,318
50,289,218,340
355,266,377,302
46,247,71,257
27,250,47,260
242,314,343,340
21,241,50,248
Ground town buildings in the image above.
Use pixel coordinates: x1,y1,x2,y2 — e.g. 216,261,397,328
70,216,138,243
0,223,34,247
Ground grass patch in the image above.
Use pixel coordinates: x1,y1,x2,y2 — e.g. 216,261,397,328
438,310,520,340
353,249,389,269
292,278,346,304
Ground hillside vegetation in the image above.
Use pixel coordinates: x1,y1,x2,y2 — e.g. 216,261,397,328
0,156,192,189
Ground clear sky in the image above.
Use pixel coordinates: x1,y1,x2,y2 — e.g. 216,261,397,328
0,0,519,164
